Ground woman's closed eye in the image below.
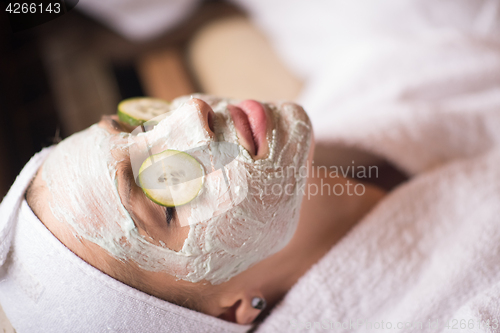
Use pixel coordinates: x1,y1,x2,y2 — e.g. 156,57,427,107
114,154,189,251
166,207,175,225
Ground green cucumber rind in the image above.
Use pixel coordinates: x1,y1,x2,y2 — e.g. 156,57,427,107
117,97,170,127
117,110,146,126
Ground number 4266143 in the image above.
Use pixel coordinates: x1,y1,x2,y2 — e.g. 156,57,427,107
6,2,61,14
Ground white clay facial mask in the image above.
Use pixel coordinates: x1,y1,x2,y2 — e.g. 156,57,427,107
128,100,248,227
42,95,312,284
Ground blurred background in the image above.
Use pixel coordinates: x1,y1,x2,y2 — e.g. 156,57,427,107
0,0,304,198
6,0,496,198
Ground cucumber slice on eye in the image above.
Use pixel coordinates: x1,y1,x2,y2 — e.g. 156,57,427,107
138,150,204,207
117,97,170,126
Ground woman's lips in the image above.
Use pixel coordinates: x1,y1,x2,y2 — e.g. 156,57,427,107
238,100,268,155
228,100,268,157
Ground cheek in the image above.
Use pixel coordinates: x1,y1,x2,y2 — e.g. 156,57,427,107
130,187,190,251
117,162,190,252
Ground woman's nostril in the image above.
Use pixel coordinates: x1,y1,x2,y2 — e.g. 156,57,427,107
189,98,215,134
207,110,215,133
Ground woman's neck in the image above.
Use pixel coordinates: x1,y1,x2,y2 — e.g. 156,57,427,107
257,174,386,308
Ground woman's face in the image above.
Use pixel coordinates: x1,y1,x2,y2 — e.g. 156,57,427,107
42,95,313,285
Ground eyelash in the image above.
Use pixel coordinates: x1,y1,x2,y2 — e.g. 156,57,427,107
166,207,175,225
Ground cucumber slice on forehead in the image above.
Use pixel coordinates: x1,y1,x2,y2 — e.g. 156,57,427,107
117,97,170,126
138,150,204,207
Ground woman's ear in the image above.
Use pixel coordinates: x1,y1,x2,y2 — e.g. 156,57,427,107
218,291,266,325
235,292,266,325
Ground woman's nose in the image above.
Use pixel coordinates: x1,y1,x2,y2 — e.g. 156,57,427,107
187,98,215,136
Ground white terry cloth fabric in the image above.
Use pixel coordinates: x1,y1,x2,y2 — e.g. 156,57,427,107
76,0,201,41
255,150,500,332
231,1,500,331
0,148,251,333
230,0,500,172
